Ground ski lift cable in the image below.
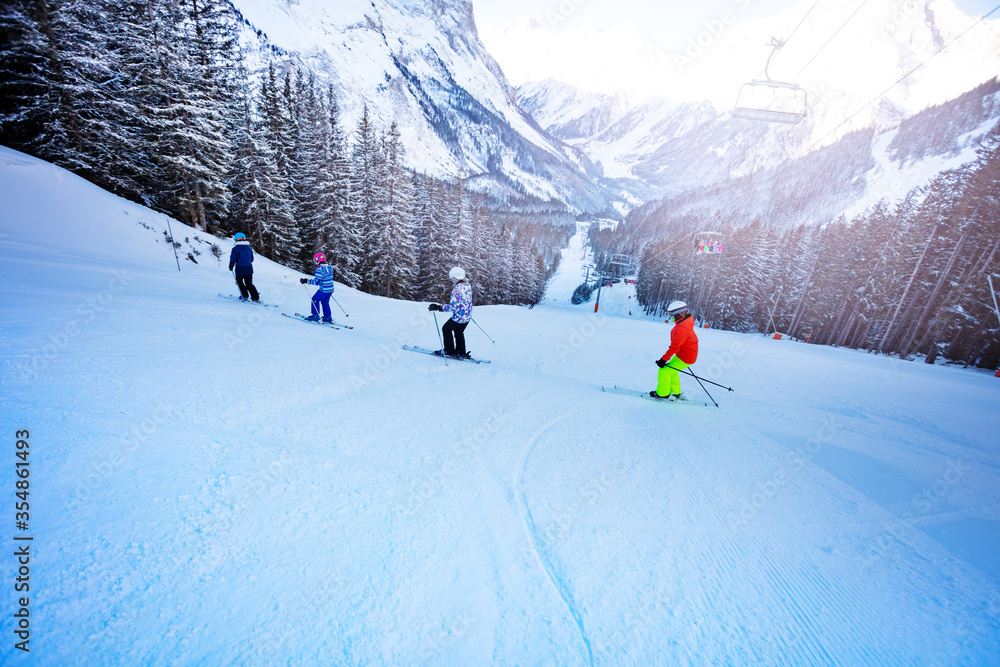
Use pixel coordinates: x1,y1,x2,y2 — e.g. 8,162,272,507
750,0,823,82
799,3,1000,158
792,0,871,80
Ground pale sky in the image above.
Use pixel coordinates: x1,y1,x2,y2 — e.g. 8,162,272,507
472,0,1000,51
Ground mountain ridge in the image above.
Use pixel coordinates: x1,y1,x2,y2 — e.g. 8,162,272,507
230,0,614,212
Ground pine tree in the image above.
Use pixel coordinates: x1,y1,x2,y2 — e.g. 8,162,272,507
370,122,418,299
144,0,236,230
424,179,458,301
314,87,355,286
244,63,299,264
351,105,387,293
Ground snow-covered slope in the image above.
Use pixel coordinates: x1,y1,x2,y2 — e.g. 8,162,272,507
230,0,610,210
541,224,645,320
3,147,1000,663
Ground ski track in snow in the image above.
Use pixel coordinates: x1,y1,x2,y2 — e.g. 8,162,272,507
514,409,593,667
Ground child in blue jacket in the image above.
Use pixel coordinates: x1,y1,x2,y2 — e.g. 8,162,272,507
299,252,335,322
228,233,260,302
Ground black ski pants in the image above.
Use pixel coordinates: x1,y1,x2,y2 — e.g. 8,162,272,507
236,274,260,301
442,319,469,356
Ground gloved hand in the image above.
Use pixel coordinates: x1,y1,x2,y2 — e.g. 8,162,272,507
428,303,442,311
300,278,308,284
655,358,667,368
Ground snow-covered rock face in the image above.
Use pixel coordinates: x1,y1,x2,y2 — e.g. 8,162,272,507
230,0,610,211
507,0,1000,214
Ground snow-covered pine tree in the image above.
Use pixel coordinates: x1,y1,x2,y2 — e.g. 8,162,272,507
293,70,332,268
0,0,148,201
351,104,387,293
320,86,361,288
411,172,435,299
467,193,493,301
452,168,474,267
423,178,459,300
0,0,52,152
493,224,516,304
245,63,300,264
370,122,418,299
145,0,235,231
281,66,307,257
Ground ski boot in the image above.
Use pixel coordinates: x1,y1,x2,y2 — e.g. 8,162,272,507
304,314,320,322
321,317,333,324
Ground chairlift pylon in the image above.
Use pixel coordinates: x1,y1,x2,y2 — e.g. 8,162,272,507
732,37,807,125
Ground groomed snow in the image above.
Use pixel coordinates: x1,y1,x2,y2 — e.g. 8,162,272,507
2,146,999,664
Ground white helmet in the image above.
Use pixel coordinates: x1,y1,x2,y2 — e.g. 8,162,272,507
667,300,688,314
449,267,466,282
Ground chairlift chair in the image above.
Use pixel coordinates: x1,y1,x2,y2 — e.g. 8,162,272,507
694,231,724,255
732,38,807,125
609,253,634,276
609,253,633,267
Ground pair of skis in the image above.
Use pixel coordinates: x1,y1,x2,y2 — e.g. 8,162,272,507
601,385,712,407
220,294,353,330
401,345,490,364
218,294,277,307
281,312,354,330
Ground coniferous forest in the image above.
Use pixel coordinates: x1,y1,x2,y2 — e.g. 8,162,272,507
590,131,1000,369
0,0,568,306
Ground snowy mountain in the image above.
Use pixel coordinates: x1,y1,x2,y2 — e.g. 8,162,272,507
624,79,1000,230
229,0,611,211
3,146,1000,663
505,0,1000,215
514,79,630,143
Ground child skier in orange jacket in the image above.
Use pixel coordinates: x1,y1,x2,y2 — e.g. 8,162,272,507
652,301,699,401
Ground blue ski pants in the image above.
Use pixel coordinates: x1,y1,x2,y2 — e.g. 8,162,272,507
311,290,332,319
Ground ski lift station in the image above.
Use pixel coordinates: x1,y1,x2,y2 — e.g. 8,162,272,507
732,37,807,125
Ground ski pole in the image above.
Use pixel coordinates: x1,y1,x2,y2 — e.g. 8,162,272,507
433,311,447,366
690,372,719,408
331,295,349,317
677,368,733,392
471,318,496,344
665,362,720,407
302,282,316,317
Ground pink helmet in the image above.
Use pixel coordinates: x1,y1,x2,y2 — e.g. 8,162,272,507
313,252,326,263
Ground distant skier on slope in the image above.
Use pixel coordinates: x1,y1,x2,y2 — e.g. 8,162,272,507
428,267,473,359
299,252,335,322
229,233,260,302
651,300,699,401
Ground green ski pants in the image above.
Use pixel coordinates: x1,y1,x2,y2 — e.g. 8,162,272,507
656,357,691,397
